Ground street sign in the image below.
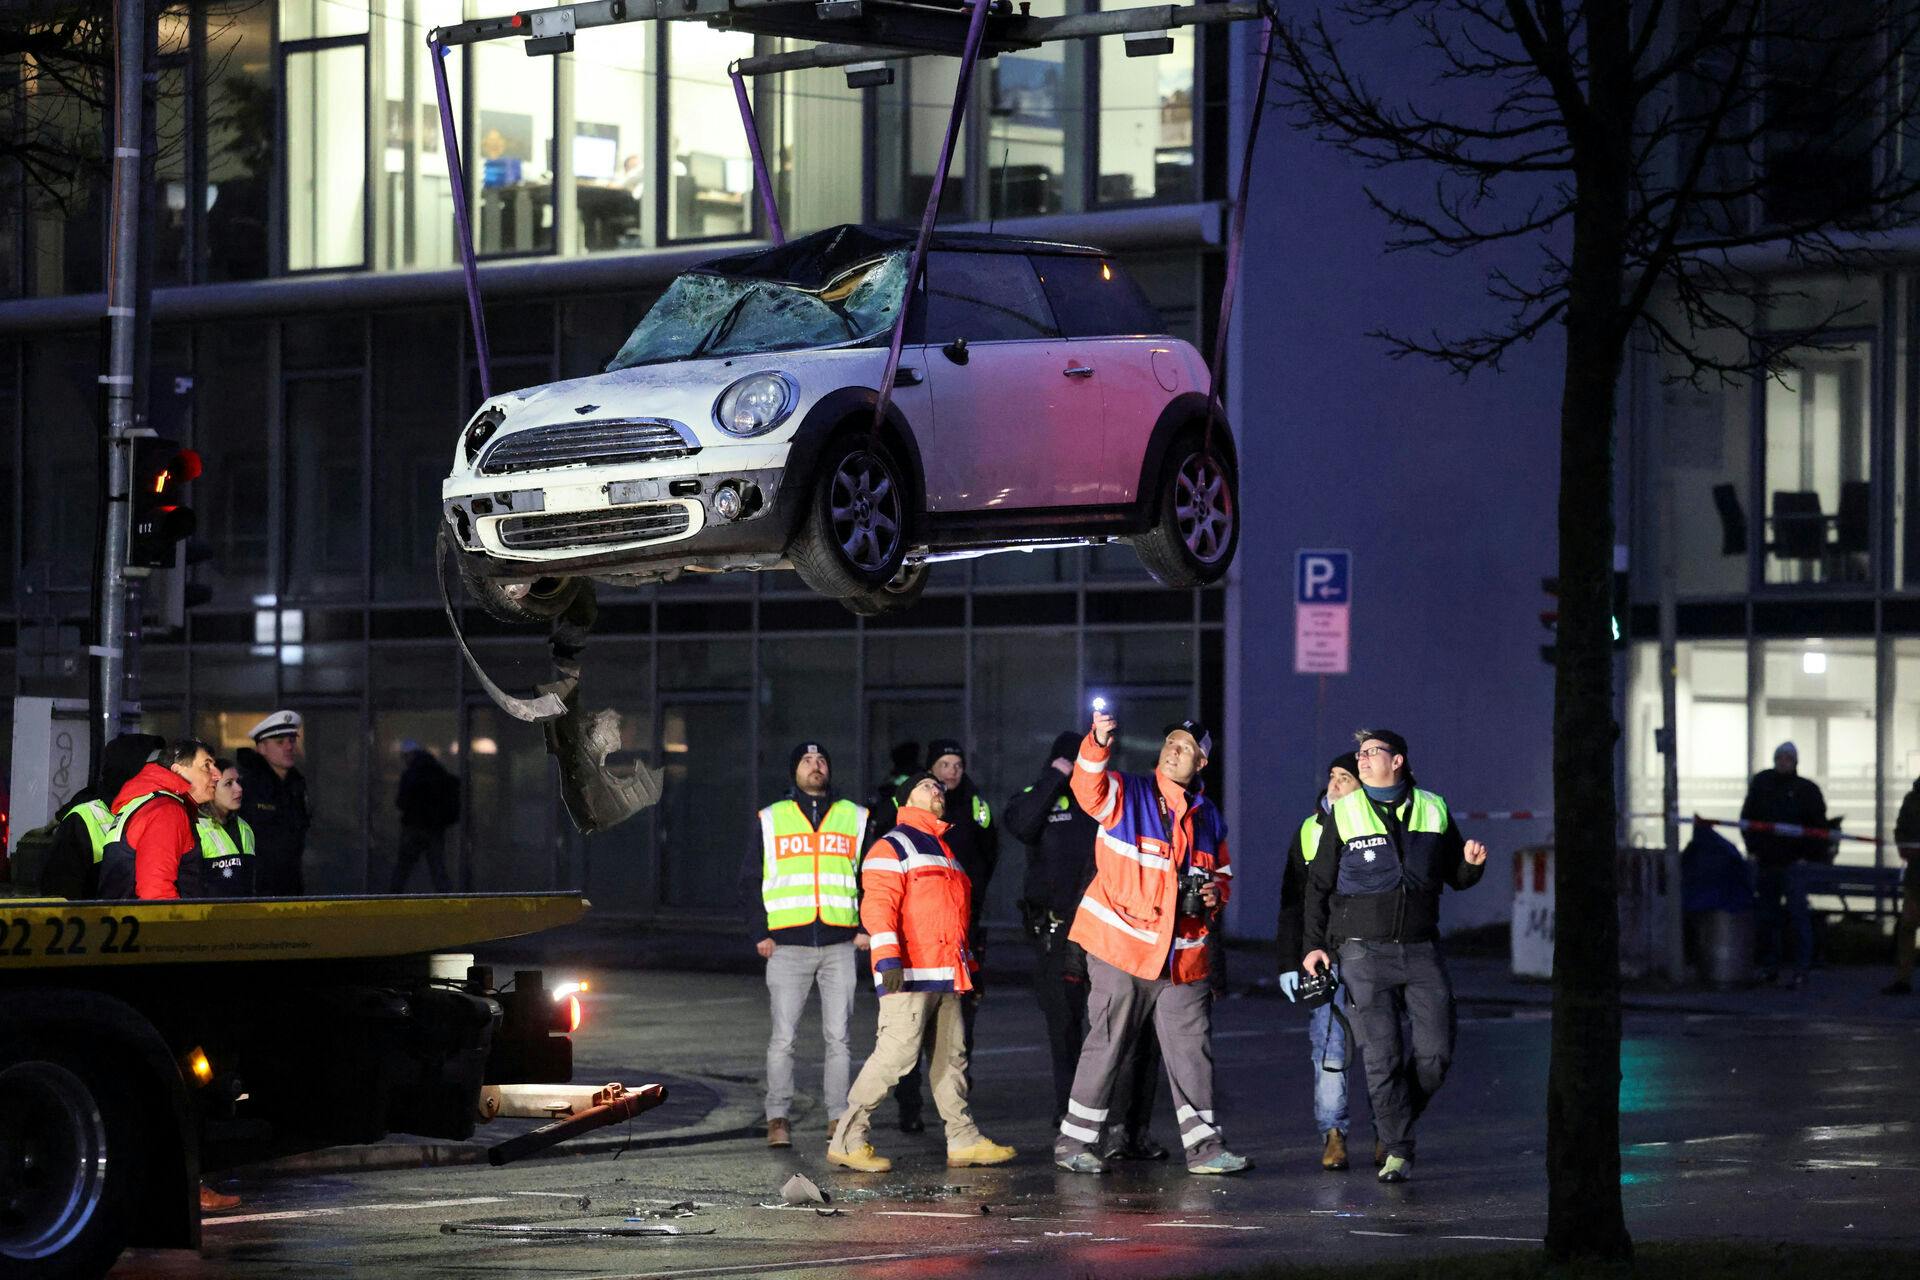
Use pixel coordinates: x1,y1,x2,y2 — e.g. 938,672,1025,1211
1295,549,1351,674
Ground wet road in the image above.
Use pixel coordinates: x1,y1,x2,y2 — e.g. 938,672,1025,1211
116,967,1920,1277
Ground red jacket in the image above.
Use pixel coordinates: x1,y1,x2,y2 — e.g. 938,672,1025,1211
860,805,976,994
113,763,198,901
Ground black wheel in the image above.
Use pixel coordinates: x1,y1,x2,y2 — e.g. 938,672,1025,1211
839,561,930,617
0,1044,144,1280
789,435,912,599
1132,433,1239,588
455,551,584,626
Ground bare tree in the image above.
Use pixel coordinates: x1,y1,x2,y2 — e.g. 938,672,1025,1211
1275,0,1920,1263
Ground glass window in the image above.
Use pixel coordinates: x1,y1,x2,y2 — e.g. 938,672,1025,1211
282,0,370,41
770,52,862,237
465,700,560,891
206,1,273,282
1085,627,1192,687
0,345,16,603
866,692,961,804
758,638,856,799
1648,329,1755,595
377,0,464,271
373,310,458,601
877,60,968,223
371,647,459,892
473,37,554,255
570,24,651,253
153,10,193,288
1885,639,1920,864
1763,342,1872,586
667,26,754,240
1096,0,1195,204
1757,640,1874,832
657,696,752,906
286,44,368,270
986,0,1084,219
971,631,1078,923
20,22,107,297
195,322,271,604
920,251,1056,342
1624,640,1750,849
1760,0,1877,228
286,360,368,602
22,333,99,590
1032,253,1162,337
659,639,751,690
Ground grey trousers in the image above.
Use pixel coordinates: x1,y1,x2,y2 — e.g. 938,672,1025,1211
1055,955,1223,1166
764,942,856,1121
1338,939,1456,1160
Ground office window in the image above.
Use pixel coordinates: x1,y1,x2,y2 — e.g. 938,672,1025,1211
285,318,368,601
1757,639,1875,862
378,0,463,271
877,59,969,224
21,333,98,589
972,630,1078,922
282,0,370,41
1648,332,1755,595
770,46,862,237
373,310,459,602
19,23,106,296
206,0,273,282
473,37,554,255
1096,0,1195,204
571,24,651,252
1623,640,1751,849
195,322,271,604
667,26,754,240
757,638,857,798
1760,0,1878,228
285,43,368,269
987,0,1083,220
1885,640,1920,862
1762,342,1872,586
153,9,192,287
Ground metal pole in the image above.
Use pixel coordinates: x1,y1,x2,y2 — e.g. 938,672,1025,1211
1203,6,1274,455
97,0,148,750
731,64,785,245
1656,375,1685,982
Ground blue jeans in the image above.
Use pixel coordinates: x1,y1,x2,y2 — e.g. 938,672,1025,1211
1755,864,1813,975
1308,988,1350,1137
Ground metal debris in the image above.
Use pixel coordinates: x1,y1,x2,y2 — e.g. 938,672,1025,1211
781,1173,829,1206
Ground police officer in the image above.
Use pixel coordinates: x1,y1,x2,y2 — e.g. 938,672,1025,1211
894,737,999,1133
1277,753,1360,1171
745,741,872,1148
38,732,164,899
238,710,311,896
1301,729,1487,1183
197,758,257,895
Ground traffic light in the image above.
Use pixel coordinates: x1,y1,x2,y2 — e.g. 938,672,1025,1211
1539,572,1630,665
129,437,201,570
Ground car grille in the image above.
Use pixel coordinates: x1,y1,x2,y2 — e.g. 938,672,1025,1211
478,419,698,475
495,504,693,551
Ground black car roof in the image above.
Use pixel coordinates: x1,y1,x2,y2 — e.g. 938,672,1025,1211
695,224,1105,290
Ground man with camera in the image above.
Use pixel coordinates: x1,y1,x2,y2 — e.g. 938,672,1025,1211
1054,707,1248,1176
1301,729,1487,1183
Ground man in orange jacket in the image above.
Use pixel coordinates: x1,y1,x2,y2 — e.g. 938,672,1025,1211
100,739,222,900
828,772,1017,1173
1054,708,1250,1175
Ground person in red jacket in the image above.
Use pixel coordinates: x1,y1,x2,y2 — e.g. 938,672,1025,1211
828,773,1017,1174
112,739,221,900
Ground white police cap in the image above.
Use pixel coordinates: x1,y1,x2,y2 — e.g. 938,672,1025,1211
248,709,303,742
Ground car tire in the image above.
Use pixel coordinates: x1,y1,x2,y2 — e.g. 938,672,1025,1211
840,561,930,617
0,1040,145,1280
455,551,585,626
789,433,912,600
1132,431,1239,588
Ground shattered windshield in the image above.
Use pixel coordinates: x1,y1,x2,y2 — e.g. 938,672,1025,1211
607,253,908,369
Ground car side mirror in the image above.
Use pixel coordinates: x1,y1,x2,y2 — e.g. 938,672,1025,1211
942,337,969,365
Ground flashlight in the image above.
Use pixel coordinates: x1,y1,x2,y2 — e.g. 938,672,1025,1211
1091,696,1108,713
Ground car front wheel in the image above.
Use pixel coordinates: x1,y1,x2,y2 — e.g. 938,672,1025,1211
455,551,585,626
789,435,912,604
1132,432,1239,588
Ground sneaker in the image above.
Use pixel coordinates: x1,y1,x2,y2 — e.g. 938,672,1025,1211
1188,1151,1252,1176
1055,1151,1109,1174
947,1138,1017,1167
1321,1129,1349,1171
1378,1154,1411,1183
1883,979,1913,995
199,1183,241,1213
766,1118,792,1149
827,1143,893,1173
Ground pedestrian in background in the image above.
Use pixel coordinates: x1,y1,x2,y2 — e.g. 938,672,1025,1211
1276,752,1360,1172
1007,730,1165,1159
1055,710,1247,1177
238,710,311,897
1302,729,1487,1184
1740,741,1826,986
1886,775,1920,996
829,772,1014,1173
391,740,461,893
196,758,257,896
37,732,164,900
744,742,871,1148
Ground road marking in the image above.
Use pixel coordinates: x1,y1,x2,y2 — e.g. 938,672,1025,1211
877,1211,981,1219
1803,1121,1913,1142
1350,1229,1411,1237
972,1044,1046,1057
574,1246,1005,1279
1681,1133,1762,1144
1442,1235,1540,1242
203,1195,506,1226
1147,1221,1263,1231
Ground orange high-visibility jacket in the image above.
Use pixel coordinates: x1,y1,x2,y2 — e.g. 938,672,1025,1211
1068,731,1232,983
860,805,977,994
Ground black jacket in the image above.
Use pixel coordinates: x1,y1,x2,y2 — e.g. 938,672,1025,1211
939,774,999,929
1304,792,1483,951
1004,765,1096,918
1739,769,1828,869
40,733,167,900
1895,779,1920,886
738,788,875,948
1275,807,1325,966
236,747,311,894
397,751,461,831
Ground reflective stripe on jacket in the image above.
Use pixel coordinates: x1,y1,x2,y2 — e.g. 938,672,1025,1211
72,800,116,863
1066,731,1230,984
759,798,868,930
860,806,975,994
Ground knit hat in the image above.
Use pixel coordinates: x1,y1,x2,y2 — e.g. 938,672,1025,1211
1774,741,1798,761
1048,730,1082,764
925,738,965,769
895,771,943,807
790,741,831,774
1327,752,1360,782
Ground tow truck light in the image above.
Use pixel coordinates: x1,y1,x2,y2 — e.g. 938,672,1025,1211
550,993,582,1034
186,1047,214,1087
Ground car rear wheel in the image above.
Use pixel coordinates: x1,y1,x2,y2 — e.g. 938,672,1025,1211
841,561,930,617
789,435,912,602
455,552,585,626
1132,432,1238,588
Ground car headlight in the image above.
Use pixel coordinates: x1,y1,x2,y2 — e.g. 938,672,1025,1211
713,372,798,438
463,406,505,465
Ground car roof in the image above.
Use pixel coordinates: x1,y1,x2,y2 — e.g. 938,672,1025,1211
695,224,1105,290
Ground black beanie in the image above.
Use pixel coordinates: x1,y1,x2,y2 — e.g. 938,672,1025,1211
1327,752,1360,781
895,770,942,807
789,741,831,775
925,738,965,769
1048,730,1082,764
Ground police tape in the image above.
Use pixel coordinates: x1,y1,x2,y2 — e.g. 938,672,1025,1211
1625,812,1913,848
1453,810,1549,821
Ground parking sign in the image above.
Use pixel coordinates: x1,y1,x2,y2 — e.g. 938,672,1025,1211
1295,550,1352,674
1296,550,1351,605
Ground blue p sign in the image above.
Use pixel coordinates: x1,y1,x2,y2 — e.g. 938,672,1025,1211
1296,550,1351,604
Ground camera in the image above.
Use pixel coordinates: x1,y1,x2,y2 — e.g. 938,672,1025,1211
1295,965,1339,1009
1178,867,1213,919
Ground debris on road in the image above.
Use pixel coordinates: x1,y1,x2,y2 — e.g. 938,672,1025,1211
439,1221,715,1238
781,1173,829,1206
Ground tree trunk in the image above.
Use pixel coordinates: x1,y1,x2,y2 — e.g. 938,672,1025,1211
1545,4,1635,1264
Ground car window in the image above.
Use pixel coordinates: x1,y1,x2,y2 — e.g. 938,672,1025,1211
921,251,1058,343
1030,254,1165,338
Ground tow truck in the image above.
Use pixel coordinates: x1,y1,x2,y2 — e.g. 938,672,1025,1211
0,892,663,1280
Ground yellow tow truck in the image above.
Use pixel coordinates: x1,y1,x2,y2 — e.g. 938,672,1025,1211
0,893,661,1280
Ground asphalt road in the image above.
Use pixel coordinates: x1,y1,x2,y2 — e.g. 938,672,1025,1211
115,963,1920,1278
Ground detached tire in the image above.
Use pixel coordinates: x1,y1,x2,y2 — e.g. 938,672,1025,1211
1132,432,1239,588
841,561,930,617
789,434,912,603
455,552,584,626
0,1043,144,1280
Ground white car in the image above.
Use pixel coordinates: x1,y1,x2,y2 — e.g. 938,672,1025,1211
442,224,1239,618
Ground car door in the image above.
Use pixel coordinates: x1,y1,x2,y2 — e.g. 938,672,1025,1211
918,250,1106,512
1030,253,1178,504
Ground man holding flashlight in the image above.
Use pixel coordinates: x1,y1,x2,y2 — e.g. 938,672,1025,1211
1054,702,1248,1176
1301,729,1487,1183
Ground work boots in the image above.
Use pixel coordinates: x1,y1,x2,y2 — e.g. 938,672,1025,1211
766,1118,792,1148
828,1143,893,1173
1321,1129,1349,1171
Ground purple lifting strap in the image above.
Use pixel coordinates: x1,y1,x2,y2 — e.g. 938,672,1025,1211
874,0,993,437
1203,9,1276,452
430,38,495,401
731,64,786,246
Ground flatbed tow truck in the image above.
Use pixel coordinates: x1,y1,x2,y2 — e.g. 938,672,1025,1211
0,892,662,1280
